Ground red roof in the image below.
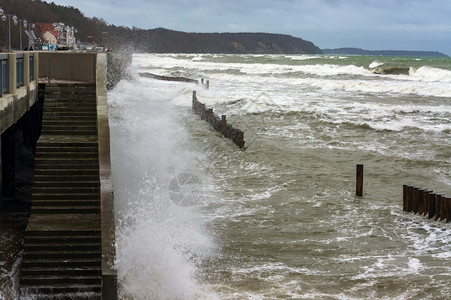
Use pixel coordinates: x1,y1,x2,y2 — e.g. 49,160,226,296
36,23,58,37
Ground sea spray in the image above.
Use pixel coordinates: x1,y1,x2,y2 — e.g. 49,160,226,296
109,72,218,299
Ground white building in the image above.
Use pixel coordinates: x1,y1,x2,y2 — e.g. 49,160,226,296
53,23,77,49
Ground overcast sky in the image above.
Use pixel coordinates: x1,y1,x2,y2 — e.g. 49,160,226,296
49,0,451,55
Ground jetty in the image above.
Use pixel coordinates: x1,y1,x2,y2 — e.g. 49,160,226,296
0,52,116,299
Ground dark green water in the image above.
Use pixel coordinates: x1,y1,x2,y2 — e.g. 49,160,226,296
110,54,451,299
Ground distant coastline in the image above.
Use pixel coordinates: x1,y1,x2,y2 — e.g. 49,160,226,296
321,47,448,57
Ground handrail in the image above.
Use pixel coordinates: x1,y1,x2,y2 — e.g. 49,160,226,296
29,53,34,81
0,52,38,98
0,54,9,96
16,53,24,88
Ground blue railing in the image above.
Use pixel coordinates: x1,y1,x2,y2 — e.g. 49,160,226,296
0,53,9,96
16,53,24,88
29,54,34,81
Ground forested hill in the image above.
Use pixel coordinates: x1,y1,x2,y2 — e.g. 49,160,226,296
111,27,322,54
0,0,321,54
322,47,448,57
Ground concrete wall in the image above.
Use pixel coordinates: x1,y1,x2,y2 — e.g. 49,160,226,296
96,53,118,299
39,52,96,82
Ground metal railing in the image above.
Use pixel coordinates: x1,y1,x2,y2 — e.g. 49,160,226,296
29,53,34,81
16,53,24,88
0,53,9,96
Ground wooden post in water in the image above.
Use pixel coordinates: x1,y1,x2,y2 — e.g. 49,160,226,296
440,195,447,221
428,192,436,219
422,189,430,216
412,187,419,214
206,80,210,90
356,164,363,197
445,196,451,223
407,185,413,212
403,185,408,211
418,189,425,215
435,194,442,221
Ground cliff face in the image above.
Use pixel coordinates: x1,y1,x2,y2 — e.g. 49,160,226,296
111,27,322,54
322,47,448,57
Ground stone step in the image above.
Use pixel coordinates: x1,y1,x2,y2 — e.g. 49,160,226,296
23,250,100,260
21,267,101,277
33,181,100,188
34,164,99,170
44,94,96,99
45,90,96,96
36,155,99,163
37,141,97,146
25,229,100,237
36,147,98,152
43,110,96,115
42,123,97,129
32,200,100,207
44,102,96,107
37,150,97,156
45,93,96,97
25,235,100,244
34,162,99,169
33,186,100,194
32,197,100,206
43,119,97,124
34,175,99,182
36,146,98,153
44,100,96,106
42,124,97,129
21,275,101,286
40,116,97,122
20,286,101,299
43,108,97,114
25,242,100,252
31,206,100,214
34,169,99,176
41,130,98,136
21,252,101,263
33,193,100,200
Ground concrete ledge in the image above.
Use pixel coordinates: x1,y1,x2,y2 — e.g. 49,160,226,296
96,53,118,299
0,84,38,135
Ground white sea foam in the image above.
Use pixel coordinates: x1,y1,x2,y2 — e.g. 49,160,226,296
410,66,451,83
369,61,384,68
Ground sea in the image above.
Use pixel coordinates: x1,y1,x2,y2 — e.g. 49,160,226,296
2,53,449,300
107,53,451,299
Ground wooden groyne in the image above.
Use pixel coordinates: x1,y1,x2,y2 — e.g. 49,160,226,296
403,185,451,222
192,91,244,148
140,72,198,84
139,73,210,89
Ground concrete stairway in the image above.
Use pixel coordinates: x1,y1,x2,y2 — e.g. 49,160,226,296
20,83,103,299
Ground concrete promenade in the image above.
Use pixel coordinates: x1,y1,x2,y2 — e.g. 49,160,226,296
0,52,117,299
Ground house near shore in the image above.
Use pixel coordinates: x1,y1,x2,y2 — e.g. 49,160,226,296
36,23,57,46
36,22,78,50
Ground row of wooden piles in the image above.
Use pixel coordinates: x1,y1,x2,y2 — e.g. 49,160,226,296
192,91,244,148
403,185,451,222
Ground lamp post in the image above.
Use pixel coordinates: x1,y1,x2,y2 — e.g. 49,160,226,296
26,23,36,50
0,8,18,52
18,18,28,50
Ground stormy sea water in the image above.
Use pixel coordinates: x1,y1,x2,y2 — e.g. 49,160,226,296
108,54,451,299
